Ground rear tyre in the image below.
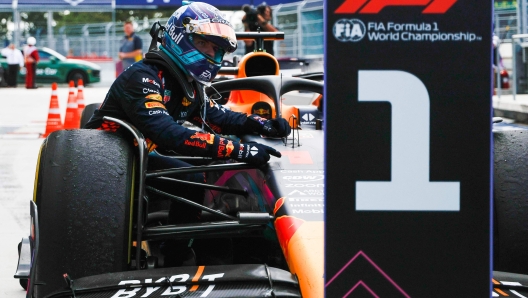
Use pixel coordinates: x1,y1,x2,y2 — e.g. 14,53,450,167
32,129,135,297
493,130,528,274
80,102,101,128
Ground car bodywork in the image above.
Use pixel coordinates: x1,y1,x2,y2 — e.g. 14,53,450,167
0,47,101,85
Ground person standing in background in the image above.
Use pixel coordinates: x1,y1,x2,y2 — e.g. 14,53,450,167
1,43,24,87
118,21,143,72
242,3,278,55
23,37,39,89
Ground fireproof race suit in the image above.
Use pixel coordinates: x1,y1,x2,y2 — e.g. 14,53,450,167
85,59,266,158
84,54,289,266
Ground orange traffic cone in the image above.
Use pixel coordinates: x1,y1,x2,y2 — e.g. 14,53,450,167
76,79,85,122
64,80,80,129
42,82,63,138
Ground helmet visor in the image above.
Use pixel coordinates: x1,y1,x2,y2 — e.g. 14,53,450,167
189,20,237,53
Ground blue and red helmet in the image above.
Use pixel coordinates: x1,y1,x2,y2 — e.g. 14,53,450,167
161,2,237,85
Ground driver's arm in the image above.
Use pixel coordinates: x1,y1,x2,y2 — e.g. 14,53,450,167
117,71,280,165
189,97,291,138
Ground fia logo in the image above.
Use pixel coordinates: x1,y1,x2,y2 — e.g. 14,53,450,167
333,19,366,42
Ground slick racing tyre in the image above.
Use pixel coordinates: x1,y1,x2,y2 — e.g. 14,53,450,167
32,129,135,297
493,130,528,274
79,102,100,128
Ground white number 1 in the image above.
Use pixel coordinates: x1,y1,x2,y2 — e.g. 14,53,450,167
356,70,460,211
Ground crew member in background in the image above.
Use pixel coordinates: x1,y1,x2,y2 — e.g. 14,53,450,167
118,21,143,72
242,3,278,55
1,43,24,87
23,37,39,89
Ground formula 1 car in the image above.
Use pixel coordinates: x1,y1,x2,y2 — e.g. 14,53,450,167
14,31,325,298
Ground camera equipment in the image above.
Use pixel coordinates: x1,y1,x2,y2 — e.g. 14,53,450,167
242,4,260,30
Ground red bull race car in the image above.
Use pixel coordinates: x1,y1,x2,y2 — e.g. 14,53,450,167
14,31,325,298
13,29,528,297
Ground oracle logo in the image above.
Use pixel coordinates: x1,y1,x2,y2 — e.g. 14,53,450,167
335,0,457,14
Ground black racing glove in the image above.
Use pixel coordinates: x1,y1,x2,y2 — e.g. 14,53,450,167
246,115,292,138
232,141,281,166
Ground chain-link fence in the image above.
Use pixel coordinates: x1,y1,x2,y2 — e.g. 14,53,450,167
28,0,323,60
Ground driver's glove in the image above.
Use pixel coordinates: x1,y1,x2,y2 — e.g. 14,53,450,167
232,141,281,166
246,115,291,138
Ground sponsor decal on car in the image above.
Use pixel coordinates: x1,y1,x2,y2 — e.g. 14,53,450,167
109,269,225,297
289,197,325,203
287,189,325,196
280,170,324,173
283,175,324,182
145,94,163,102
285,183,324,188
145,102,166,109
301,113,317,125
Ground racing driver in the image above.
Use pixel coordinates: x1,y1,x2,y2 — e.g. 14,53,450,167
85,2,291,267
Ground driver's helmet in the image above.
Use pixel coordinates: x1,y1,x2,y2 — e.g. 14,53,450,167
161,2,237,85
